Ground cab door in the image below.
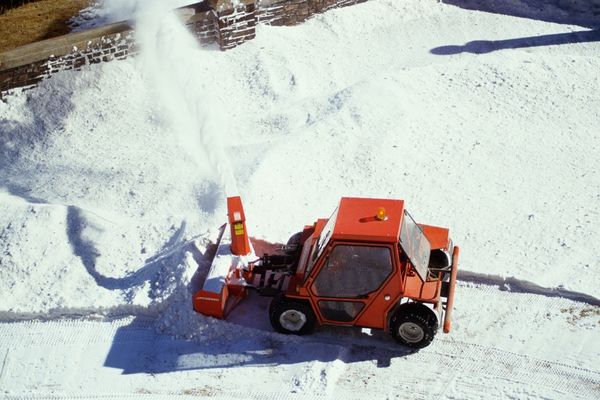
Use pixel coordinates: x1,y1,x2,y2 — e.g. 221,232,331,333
308,243,395,325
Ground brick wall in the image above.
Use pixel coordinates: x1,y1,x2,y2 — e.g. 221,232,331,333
46,31,136,73
0,60,47,92
186,11,218,45
0,10,215,98
0,24,138,98
215,2,257,50
0,0,370,99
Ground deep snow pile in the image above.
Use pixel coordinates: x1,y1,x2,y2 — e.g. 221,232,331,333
1,0,599,319
1,0,600,398
0,1,228,315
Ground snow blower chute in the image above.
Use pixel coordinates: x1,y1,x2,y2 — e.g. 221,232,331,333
192,196,254,319
193,196,460,349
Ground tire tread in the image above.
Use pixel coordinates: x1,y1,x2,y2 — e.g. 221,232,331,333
390,302,438,349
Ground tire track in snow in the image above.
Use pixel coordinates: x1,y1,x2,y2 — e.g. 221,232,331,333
0,348,9,384
0,317,154,347
1,317,598,399
0,307,162,323
307,333,600,399
1,282,599,399
1,394,325,400
434,339,600,399
293,347,349,397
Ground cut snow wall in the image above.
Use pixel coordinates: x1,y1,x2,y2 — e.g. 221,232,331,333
0,0,369,98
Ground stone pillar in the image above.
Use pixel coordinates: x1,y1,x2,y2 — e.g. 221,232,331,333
210,0,257,50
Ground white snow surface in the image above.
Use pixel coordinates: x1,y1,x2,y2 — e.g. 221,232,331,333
1,0,600,398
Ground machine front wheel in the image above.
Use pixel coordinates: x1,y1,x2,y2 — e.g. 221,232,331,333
269,295,316,335
390,303,438,349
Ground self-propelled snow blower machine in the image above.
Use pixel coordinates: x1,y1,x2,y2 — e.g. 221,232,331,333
193,196,459,348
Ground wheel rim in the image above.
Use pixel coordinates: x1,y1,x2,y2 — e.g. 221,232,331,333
279,309,307,332
398,321,425,343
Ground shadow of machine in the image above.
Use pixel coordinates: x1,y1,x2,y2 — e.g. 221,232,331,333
104,293,418,375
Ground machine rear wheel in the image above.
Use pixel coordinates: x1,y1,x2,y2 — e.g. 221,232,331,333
390,303,438,349
269,295,315,335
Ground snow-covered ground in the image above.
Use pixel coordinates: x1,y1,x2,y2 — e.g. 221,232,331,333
1,0,599,398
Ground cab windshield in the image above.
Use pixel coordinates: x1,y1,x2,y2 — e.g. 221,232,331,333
400,210,431,281
304,207,338,280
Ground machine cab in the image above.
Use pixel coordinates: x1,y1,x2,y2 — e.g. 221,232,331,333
289,197,449,331
195,195,458,348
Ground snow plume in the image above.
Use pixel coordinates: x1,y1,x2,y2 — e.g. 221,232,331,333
101,0,139,22
70,0,140,29
101,0,199,22
133,1,238,196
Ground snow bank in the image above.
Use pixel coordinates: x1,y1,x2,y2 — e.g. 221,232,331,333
1,2,600,398
0,53,221,314
1,0,599,319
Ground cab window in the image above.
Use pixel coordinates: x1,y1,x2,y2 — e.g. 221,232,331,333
312,245,393,298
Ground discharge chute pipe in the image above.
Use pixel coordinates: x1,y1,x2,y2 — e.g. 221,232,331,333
227,196,251,256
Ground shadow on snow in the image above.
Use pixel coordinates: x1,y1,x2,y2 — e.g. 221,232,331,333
103,267,600,375
442,0,600,28
66,206,192,293
431,28,600,55
104,313,418,375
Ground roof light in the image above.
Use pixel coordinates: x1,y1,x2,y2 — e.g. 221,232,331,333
376,207,388,221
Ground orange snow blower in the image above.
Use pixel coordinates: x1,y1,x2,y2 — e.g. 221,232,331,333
193,196,459,348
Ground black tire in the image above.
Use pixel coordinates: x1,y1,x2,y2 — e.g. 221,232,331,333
269,295,316,335
286,231,303,246
283,231,303,255
429,249,450,270
390,303,438,349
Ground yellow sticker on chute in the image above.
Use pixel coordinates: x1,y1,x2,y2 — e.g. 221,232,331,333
234,222,245,236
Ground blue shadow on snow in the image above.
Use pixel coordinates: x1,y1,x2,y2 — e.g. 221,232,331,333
431,28,600,55
104,316,417,375
442,0,600,28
